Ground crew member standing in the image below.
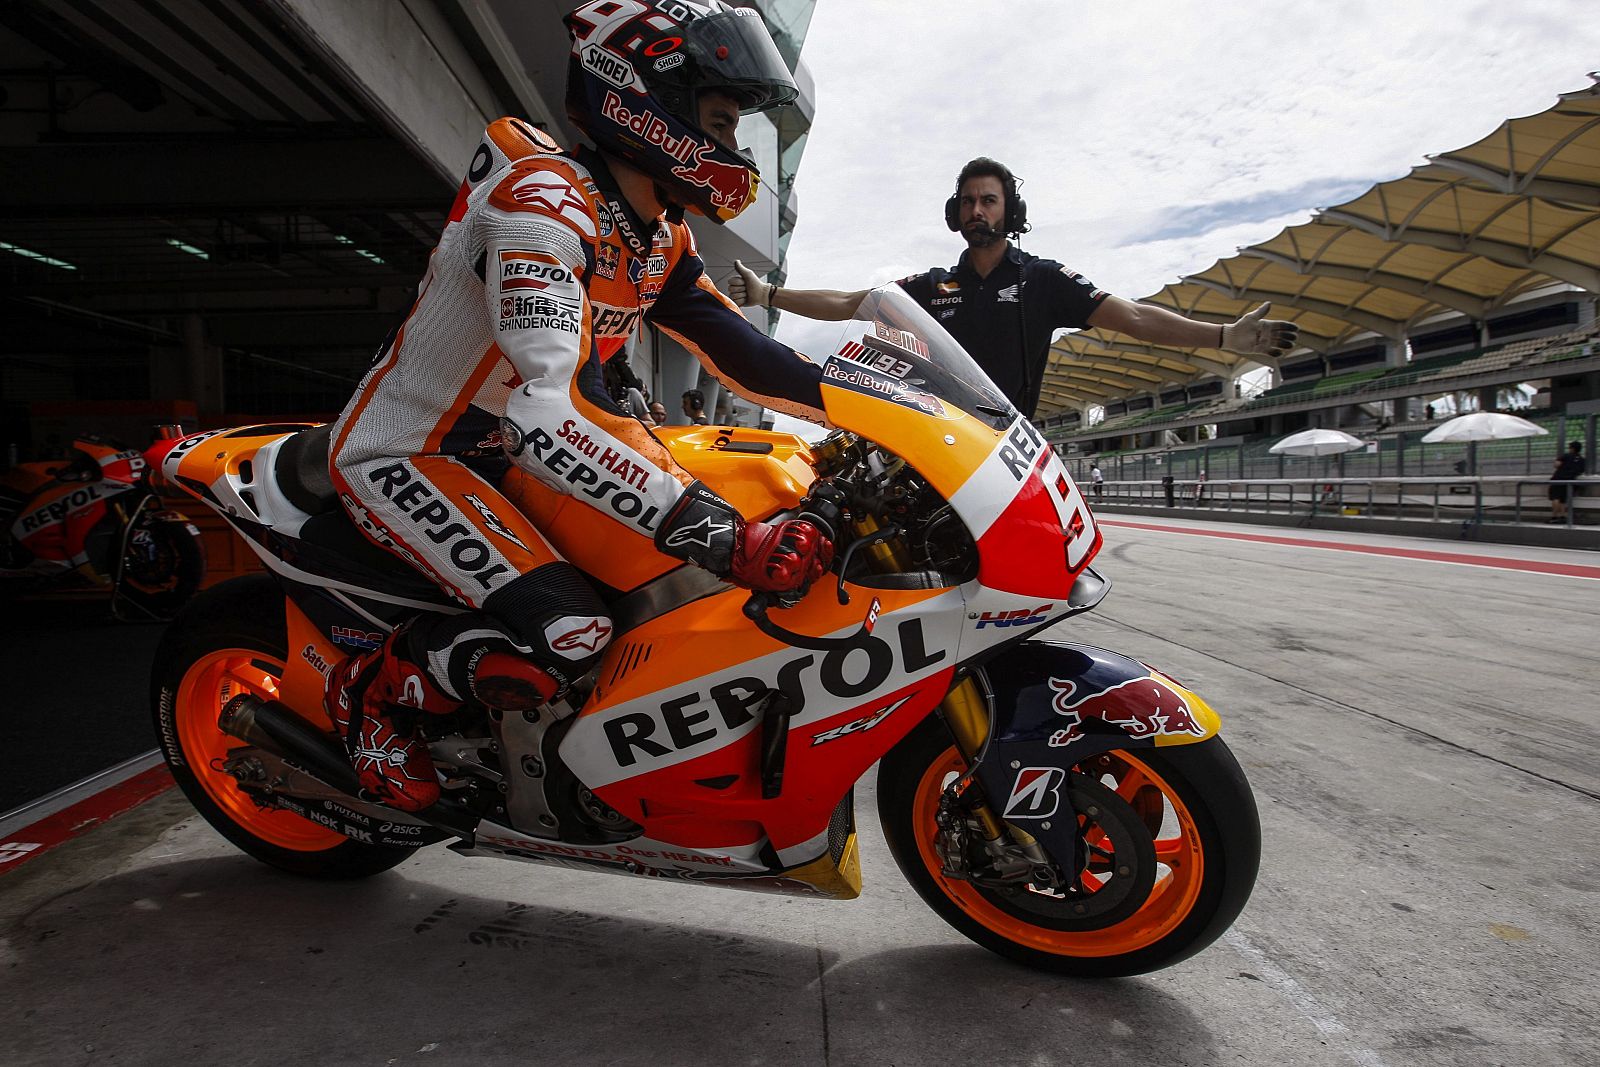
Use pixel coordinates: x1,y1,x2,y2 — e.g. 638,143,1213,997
729,157,1299,419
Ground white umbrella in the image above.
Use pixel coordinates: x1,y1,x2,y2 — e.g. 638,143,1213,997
1269,428,1367,456
1421,412,1548,443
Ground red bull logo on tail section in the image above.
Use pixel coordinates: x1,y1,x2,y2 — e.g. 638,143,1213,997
1046,674,1205,748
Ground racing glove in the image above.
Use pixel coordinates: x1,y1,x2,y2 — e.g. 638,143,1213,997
656,481,833,597
726,259,774,309
1220,302,1299,358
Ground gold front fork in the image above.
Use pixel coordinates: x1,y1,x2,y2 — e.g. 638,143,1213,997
940,676,1009,841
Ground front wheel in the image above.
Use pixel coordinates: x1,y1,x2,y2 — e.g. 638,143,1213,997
151,575,413,879
878,716,1260,977
115,514,205,620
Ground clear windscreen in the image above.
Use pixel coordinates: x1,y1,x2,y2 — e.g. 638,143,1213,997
817,286,1017,430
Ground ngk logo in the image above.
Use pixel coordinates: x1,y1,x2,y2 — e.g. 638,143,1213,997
973,603,1055,630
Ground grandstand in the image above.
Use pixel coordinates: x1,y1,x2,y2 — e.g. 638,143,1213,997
1036,77,1600,505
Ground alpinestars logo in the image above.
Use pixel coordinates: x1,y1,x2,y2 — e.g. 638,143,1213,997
1003,767,1066,819
664,516,731,550
545,616,613,658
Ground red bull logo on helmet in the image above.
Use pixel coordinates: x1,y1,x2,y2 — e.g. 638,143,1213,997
601,91,700,164
1045,674,1205,748
671,143,755,212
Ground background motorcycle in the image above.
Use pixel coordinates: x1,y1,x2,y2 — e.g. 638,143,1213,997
149,289,1260,977
1,433,206,621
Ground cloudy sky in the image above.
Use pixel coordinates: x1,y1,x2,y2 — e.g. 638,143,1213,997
769,0,1600,365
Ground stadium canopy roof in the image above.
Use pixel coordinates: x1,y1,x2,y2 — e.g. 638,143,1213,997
1037,78,1600,416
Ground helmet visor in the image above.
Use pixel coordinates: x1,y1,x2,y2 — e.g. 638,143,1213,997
681,9,798,113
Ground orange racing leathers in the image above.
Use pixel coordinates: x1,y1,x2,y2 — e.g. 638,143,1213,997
328,118,825,706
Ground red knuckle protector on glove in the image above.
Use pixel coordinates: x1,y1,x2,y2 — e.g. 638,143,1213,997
731,518,833,595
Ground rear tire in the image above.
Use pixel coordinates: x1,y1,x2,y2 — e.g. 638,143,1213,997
151,575,413,878
878,715,1260,977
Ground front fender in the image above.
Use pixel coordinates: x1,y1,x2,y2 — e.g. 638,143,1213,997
981,640,1221,758
958,641,1223,876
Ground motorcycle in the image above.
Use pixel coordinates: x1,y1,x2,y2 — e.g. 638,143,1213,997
149,287,1259,977
2,433,206,621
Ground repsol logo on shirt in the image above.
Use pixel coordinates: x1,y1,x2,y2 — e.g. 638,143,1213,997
364,463,513,591
603,617,947,768
523,426,662,533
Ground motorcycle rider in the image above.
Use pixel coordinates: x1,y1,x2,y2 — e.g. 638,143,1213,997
325,0,833,811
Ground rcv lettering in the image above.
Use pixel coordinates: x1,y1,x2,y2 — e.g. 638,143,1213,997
604,617,946,767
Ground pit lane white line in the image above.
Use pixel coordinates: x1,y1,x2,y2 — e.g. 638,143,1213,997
1224,928,1391,1067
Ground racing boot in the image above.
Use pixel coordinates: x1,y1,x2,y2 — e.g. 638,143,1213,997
323,626,458,811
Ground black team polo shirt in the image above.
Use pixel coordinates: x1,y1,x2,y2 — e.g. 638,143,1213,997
897,244,1108,419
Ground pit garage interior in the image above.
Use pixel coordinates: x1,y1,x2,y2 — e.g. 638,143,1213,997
0,0,817,460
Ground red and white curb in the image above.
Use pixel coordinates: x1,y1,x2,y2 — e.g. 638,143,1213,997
0,751,174,875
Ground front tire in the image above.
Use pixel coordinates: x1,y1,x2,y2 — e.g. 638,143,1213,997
151,575,413,878
878,715,1260,977
116,515,205,621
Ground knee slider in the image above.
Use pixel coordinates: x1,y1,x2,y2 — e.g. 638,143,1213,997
469,651,559,713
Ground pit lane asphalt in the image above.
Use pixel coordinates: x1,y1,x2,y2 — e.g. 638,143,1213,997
3,517,1597,1066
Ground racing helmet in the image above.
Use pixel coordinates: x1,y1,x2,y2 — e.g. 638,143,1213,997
563,0,798,224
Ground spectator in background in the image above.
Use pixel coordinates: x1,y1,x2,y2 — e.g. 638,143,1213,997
1192,468,1208,506
1549,441,1586,523
1161,470,1176,507
682,389,710,425
1089,463,1104,498
649,401,670,426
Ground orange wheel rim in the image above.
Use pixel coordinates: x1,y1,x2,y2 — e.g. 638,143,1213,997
912,745,1206,958
176,649,345,851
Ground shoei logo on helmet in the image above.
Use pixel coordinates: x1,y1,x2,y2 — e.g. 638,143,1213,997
581,43,640,91
653,52,684,72
601,91,700,163
671,144,753,211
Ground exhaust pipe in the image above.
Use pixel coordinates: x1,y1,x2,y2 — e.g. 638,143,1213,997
218,694,477,837
220,694,363,794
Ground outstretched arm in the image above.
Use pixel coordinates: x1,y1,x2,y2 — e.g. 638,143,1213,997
1088,297,1299,358
725,259,868,322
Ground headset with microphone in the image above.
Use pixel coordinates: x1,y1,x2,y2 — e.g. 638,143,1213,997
944,157,1030,237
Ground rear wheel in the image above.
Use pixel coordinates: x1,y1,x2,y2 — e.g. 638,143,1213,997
151,576,413,878
878,716,1260,977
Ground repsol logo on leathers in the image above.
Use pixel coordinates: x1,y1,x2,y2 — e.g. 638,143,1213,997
603,617,947,767
522,427,662,533
363,463,512,591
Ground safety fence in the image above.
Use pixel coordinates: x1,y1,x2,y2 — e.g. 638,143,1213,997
1088,476,1597,536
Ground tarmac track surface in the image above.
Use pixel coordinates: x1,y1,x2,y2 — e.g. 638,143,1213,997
2,516,1597,1066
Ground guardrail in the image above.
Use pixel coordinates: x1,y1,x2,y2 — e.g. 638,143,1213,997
1090,476,1597,534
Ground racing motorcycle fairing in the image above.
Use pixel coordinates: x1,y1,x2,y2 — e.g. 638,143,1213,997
814,288,1102,608
565,581,963,854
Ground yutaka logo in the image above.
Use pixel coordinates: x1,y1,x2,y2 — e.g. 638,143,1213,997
670,144,753,211
1045,674,1206,748
601,91,699,164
